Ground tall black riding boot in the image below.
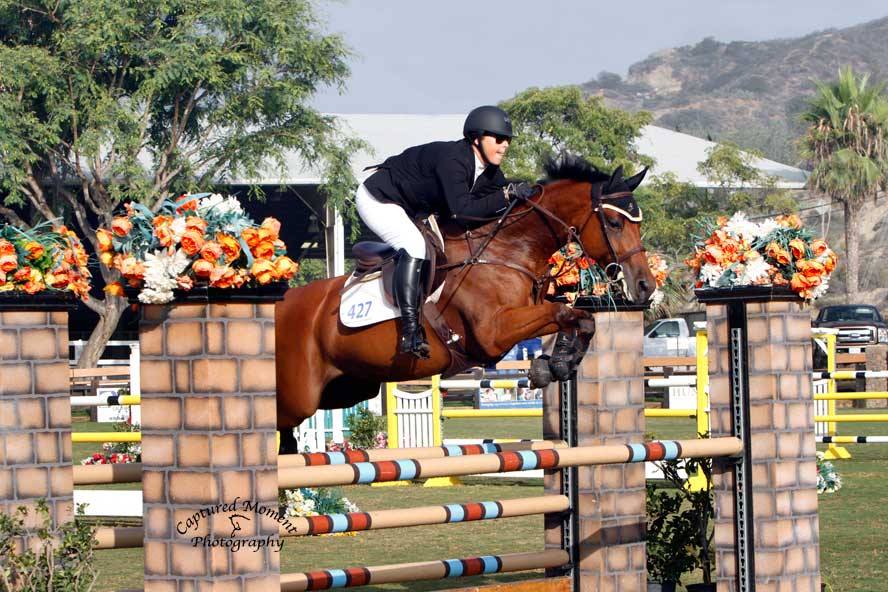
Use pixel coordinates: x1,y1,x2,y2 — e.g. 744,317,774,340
394,250,430,358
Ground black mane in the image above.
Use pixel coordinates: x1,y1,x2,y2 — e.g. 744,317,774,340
542,154,611,185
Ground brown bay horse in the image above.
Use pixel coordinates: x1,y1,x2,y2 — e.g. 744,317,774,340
275,158,656,449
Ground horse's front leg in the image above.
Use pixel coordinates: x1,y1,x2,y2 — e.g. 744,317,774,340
482,301,592,354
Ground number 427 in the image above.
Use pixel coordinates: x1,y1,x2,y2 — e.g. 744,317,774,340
348,301,372,319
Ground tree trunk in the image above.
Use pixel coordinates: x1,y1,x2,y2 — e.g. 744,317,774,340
76,297,127,368
843,200,860,304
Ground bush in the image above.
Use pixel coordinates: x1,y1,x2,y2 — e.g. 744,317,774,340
344,407,386,450
0,500,97,592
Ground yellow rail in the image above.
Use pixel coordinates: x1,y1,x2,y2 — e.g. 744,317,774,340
442,408,542,418
72,432,141,443
815,415,888,423
644,409,697,418
814,393,888,400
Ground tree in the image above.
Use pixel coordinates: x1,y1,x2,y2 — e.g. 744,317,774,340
0,0,362,366
498,85,653,181
801,67,888,303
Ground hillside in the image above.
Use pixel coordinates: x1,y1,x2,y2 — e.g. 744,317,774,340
581,17,888,164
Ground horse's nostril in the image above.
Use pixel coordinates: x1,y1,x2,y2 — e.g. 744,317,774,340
638,280,650,293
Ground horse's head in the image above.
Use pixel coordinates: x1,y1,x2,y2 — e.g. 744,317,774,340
541,157,656,303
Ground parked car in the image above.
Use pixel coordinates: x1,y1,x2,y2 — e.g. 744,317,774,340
812,305,888,353
644,318,698,358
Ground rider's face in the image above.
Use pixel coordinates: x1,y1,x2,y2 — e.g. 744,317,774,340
477,134,510,165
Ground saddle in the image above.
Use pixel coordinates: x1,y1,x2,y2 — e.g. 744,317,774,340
350,216,447,302
346,217,472,377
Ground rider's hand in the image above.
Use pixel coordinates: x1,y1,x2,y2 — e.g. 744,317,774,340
505,182,536,201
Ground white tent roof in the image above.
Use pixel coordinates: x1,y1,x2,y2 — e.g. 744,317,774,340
231,113,808,189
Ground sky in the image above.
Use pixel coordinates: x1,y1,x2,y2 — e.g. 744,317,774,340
312,0,888,114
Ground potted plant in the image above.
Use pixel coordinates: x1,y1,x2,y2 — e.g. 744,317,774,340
648,455,717,592
646,477,696,591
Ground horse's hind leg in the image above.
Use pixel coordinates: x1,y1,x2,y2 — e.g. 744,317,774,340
279,428,301,454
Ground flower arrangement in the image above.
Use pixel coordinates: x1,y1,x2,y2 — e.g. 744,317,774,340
80,450,138,465
816,451,842,494
79,421,142,464
546,242,669,305
686,212,836,301
279,487,360,536
0,222,91,299
97,193,299,303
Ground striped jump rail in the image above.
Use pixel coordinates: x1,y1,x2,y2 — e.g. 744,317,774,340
71,394,141,407
74,463,142,485
813,370,888,380
290,495,568,536
72,432,141,443
439,378,533,389
278,440,564,469
278,437,743,489
88,497,568,548
817,436,888,444
280,549,570,591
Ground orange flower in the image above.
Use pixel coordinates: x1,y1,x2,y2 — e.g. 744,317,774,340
555,267,579,287
242,227,260,248
45,272,68,289
180,228,205,257
253,240,275,260
23,280,44,295
111,217,132,237
702,244,724,265
176,275,193,290
0,240,15,256
0,254,18,273
260,217,281,239
776,214,802,229
273,256,299,280
797,259,826,279
788,238,807,260
24,241,44,261
104,282,125,297
216,233,241,262
99,251,114,267
153,216,174,247
118,256,144,281
209,265,237,288
811,239,829,257
192,259,214,278
185,216,207,234
823,251,837,274
251,259,276,285
176,197,198,214
199,242,223,264
96,229,114,252
765,242,790,266
13,267,31,282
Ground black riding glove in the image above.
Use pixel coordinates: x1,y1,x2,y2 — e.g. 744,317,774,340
504,182,536,201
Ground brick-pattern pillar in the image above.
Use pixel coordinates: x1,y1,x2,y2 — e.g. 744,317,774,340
0,299,73,554
706,298,821,592
545,311,646,592
140,293,282,591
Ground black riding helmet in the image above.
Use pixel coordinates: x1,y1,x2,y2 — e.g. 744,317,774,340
463,105,514,140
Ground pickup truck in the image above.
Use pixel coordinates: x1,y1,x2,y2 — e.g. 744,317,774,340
812,304,888,353
643,317,698,357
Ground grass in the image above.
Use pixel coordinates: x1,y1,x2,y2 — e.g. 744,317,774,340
78,412,888,591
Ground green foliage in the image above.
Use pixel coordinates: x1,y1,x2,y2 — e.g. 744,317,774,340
345,407,386,450
0,500,97,591
647,458,715,585
801,67,888,206
498,85,653,180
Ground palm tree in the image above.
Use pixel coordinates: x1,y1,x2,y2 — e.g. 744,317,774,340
801,67,888,302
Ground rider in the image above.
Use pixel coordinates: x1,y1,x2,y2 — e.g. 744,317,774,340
356,105,530,358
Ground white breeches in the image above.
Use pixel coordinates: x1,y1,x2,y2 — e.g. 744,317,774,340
355,183,427,259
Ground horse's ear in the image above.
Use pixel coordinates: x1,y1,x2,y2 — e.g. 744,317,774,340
610,165,624,184
625,167,648,192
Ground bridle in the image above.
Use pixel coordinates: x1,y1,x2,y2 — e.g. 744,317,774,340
439,182,646,300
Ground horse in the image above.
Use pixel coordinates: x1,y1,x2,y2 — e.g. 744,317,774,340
275,157,656,450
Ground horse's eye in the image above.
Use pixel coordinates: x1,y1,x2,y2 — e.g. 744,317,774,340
607,216,623,230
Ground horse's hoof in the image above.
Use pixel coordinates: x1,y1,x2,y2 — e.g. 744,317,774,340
529,356,553,388
549,355,573,382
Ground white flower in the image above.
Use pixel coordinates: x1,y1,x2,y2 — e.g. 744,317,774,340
722,212,759,242
198,193,243,217
739,256,771,285
810,280,830,301
700,263,724,287
139,249,191,304
650,289,664,307
756,218,780,238
170,217,187,244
